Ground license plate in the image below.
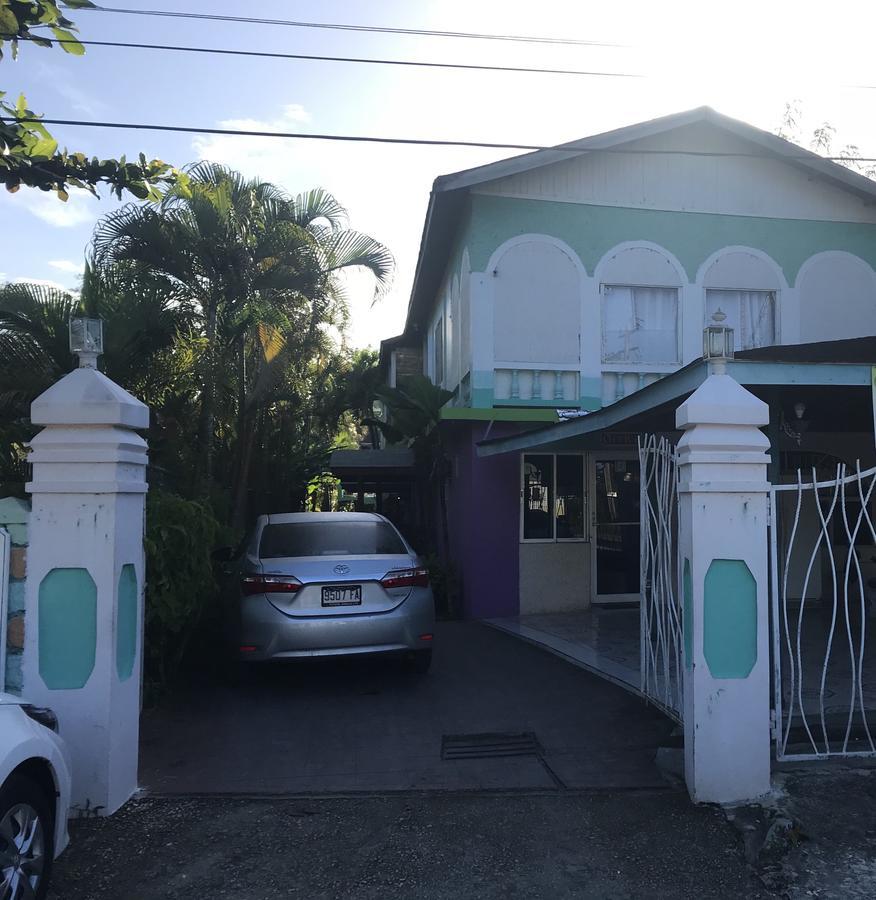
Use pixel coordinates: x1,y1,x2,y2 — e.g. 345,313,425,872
321,585,362,607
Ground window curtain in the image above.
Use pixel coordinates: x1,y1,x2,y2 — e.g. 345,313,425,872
706,290,775,350
602,286,678,364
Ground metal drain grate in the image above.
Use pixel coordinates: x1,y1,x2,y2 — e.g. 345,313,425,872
441,731,542,761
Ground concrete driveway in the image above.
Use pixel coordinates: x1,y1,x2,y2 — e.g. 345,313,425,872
140,621,675,794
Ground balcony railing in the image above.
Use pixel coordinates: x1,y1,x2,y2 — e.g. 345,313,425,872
494,365,579,405
601,369,670,405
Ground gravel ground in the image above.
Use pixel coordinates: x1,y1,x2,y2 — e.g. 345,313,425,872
49,791,769,899
765,765,876,899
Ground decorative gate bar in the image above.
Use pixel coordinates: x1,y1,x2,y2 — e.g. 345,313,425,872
771,462,876,760
639,435,682,720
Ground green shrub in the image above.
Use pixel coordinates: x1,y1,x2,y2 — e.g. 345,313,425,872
144,490,219,698
422,552,460,620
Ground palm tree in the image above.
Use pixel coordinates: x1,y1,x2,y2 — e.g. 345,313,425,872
0,267,186,488
91,165,394,510
368,375,454,557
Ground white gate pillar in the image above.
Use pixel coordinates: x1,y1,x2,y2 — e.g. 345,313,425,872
23,366,148,815
676,369,772,804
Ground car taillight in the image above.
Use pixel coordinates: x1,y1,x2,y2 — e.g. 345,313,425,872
380,567,430,589
241,575,302,595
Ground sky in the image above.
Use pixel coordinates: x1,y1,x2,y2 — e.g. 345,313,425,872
3,0,876,349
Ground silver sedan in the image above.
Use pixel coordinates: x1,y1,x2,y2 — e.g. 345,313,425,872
234,512,435,672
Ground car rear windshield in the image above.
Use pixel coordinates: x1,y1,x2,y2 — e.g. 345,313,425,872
259,521,407,558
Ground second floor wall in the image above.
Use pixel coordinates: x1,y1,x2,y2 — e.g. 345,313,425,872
423,192,876,411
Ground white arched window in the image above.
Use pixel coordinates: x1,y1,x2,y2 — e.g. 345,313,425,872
701,249,783,350
704,289,775,350
601,285,679,365
492,239,582,366
597,245,683,366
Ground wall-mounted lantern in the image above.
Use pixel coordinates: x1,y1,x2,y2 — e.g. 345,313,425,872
69,317,104,369
703,322,734,375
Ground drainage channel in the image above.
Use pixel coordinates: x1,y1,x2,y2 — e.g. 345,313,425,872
441,732,567,790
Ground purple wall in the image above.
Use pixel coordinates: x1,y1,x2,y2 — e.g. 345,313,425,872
444,422,521,619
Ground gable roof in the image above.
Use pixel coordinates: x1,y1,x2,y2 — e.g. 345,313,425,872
403,106,876,337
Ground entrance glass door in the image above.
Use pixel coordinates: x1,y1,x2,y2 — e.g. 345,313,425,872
592,457,641,604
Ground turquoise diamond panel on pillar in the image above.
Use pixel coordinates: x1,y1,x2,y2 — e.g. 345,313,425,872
703,559,757,679
116,564,138,681
38,568,97,689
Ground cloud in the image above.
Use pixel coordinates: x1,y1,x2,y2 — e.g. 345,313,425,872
192,104,313,170
48,259,85,275
8,190,100,228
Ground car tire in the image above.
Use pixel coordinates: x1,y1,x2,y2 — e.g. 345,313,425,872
0,772,55,900
407,649,432,674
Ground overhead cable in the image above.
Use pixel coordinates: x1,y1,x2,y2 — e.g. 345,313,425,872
78,5,628,48
5,116,876,163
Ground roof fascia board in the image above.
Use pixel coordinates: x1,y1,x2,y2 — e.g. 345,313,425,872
729,360,873,386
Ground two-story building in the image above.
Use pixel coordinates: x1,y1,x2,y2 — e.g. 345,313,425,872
366,106,876,620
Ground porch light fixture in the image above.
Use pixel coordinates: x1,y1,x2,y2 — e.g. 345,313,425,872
781,401,810,446
703,322,734,375
69,316,103,369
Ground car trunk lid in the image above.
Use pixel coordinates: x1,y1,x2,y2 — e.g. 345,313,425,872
253,554,420,617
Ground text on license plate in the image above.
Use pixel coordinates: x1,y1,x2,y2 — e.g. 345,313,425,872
321,585,362,606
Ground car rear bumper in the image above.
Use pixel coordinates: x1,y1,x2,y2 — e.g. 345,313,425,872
238,588,435,661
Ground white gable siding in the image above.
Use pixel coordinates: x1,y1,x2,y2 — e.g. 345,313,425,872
475,123,876,225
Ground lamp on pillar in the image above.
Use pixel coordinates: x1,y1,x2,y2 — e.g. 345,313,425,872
702,321,735,375
69,316,103,369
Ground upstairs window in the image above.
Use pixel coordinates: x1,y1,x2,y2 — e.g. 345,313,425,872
705,289,776,350
522,454,586,541
433,317,445,385
602,286,679,365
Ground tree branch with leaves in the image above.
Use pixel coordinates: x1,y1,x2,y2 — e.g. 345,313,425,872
0,0,186,199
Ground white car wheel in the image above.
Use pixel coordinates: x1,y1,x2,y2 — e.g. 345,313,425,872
0,774,54,900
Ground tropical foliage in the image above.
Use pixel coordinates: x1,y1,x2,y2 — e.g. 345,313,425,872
0,0,185,199
0,165,392,526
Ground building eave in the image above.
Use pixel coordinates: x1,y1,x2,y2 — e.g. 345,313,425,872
476,358,875,458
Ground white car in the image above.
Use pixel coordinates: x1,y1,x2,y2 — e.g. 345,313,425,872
0,693,72,900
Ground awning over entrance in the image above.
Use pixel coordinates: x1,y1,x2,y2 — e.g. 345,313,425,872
476,337,876,459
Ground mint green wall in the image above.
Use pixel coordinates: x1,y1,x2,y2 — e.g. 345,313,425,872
38,567,97,690
703,559,758,679
467,194,876,284
116,564,138,682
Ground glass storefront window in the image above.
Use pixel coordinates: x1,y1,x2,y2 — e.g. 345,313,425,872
522,455,554,540
556,455,585,539
522,454,585,541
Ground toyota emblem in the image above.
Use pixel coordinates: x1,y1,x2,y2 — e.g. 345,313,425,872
333,564,350,575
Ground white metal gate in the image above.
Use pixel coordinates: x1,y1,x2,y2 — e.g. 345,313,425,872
639,435,682,720
770,462,876,760
0,527,9,693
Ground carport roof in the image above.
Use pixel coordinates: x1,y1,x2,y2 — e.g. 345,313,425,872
475,338,876,457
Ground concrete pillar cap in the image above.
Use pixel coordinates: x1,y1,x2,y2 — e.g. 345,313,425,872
676,373,768,430
31,368,148,429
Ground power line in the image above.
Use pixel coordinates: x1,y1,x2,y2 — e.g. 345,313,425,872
5,116,876,163
79,5,628,48
7,34,642,79
10,34,876,91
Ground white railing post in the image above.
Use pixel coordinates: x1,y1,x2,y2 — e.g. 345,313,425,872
676,368,772,803
23,367,148,815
